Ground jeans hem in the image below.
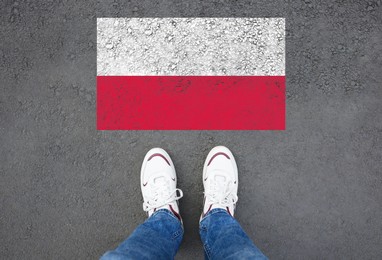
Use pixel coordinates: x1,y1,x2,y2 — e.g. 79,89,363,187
200,208,231,224
151,209,183,227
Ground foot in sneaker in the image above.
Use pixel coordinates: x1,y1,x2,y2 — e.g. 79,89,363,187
201,146,238,221
141,148,183,221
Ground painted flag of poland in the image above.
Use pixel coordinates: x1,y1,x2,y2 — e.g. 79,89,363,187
97,18,285,130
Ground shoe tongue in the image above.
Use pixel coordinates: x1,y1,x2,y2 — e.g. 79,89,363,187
210,174,228,209
150,176,171,212
152,178,174,212
214,175,226,183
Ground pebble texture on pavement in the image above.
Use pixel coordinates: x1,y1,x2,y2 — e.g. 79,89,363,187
1,0,381,259
97,18,285,76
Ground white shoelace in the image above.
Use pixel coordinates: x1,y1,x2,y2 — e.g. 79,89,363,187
143,177,183,212
205,174,238,207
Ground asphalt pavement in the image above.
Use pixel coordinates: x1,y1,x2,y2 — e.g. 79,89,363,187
1,0,381,259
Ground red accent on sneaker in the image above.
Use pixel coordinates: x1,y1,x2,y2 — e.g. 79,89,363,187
202,204,212,218
148,153,171,166
226,207,232,217
207,152,230,166
169,204,182,221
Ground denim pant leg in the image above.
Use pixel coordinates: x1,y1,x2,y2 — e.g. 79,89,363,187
101,209,183,260
199,208,268,260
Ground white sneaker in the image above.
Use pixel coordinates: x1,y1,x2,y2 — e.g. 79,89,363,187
141,148,183,220
201,146,238,221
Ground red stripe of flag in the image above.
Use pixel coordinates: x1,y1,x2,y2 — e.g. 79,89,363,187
97,76,285,130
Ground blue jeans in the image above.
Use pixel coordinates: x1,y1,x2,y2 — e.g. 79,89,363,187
101,208,267,260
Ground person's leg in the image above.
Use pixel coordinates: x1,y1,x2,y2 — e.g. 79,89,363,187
199,146,268,260
199,209,267,260
101,209,183,260
101,148,184,260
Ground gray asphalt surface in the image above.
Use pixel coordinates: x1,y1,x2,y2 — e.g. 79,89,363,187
1,0,382,259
